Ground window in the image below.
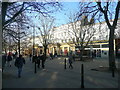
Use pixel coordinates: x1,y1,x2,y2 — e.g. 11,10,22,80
93,37,96,41
85,45,90,48
92,45,100,48
59,33,61,37
64,32,66,36
65,39,67,42
102,44,109,48
106,35,108,39
99,36,101,40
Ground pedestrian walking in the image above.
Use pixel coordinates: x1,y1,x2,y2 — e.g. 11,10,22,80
12,53,15,61
49,53,53,60
37,55,41,68
7,53,12,67
54,51,57,57
73,52,75,61
29,54,32,61
2,53,7,72
32,55,37,63
60,50,63,56
14,55,25,78
41,53,46,69
68,52,73,69
93,50,96,58
64,49,68,56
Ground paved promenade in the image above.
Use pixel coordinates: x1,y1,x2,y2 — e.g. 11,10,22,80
2,56,119,88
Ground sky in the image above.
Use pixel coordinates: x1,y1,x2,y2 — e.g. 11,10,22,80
51,2,117,27
29,2,80,36
51,2,79,27
32,2,117,27
28,2,118,36
29,2,80,27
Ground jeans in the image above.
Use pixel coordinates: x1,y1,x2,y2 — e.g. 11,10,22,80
7,61,11,67
30,57,32,61
18,67,22,77
69,63,73,69
42,61,45,69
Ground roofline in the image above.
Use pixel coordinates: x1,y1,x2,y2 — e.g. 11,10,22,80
54,18,120,30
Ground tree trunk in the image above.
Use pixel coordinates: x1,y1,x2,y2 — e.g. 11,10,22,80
44,46,47,58
80,51,83,61
109,27,116,70
80,47,84,61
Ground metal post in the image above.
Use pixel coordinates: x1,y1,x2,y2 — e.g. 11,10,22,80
81,64,84,88
33,26,37,74
18,38,20,56
112,62,115,77
35,61,37,73
64,58,66,69
33,26,35,57
112,67,115,77
18,25,20,56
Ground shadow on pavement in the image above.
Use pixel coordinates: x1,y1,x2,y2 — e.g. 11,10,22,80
91,67,120,73
2,73,17,79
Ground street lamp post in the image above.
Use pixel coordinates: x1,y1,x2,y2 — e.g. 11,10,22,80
33,25,37,74
33,26,35,57
18,24,20,57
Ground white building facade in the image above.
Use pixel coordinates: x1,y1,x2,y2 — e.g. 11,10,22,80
26,19,120,57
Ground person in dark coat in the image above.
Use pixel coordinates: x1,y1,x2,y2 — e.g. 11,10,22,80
29,54,32,61
41,53,46,69
32,55,37,63
12,53,15,61
15,55,25,78
7,53,12,67
68,52,73,69
37,55,41,68
49,53,53,60
54,51,57,57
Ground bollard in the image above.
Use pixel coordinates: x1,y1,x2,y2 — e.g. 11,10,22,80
81,64,84,88
112,62,115,77
64,58,66,69
112,67,115,77
34,61,37,73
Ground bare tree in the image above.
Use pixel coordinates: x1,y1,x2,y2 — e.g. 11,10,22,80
77,1,120,69
1,2,62,55
67,12,96,60
2,2,62,29
3,12,30,55
37,16,54,57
